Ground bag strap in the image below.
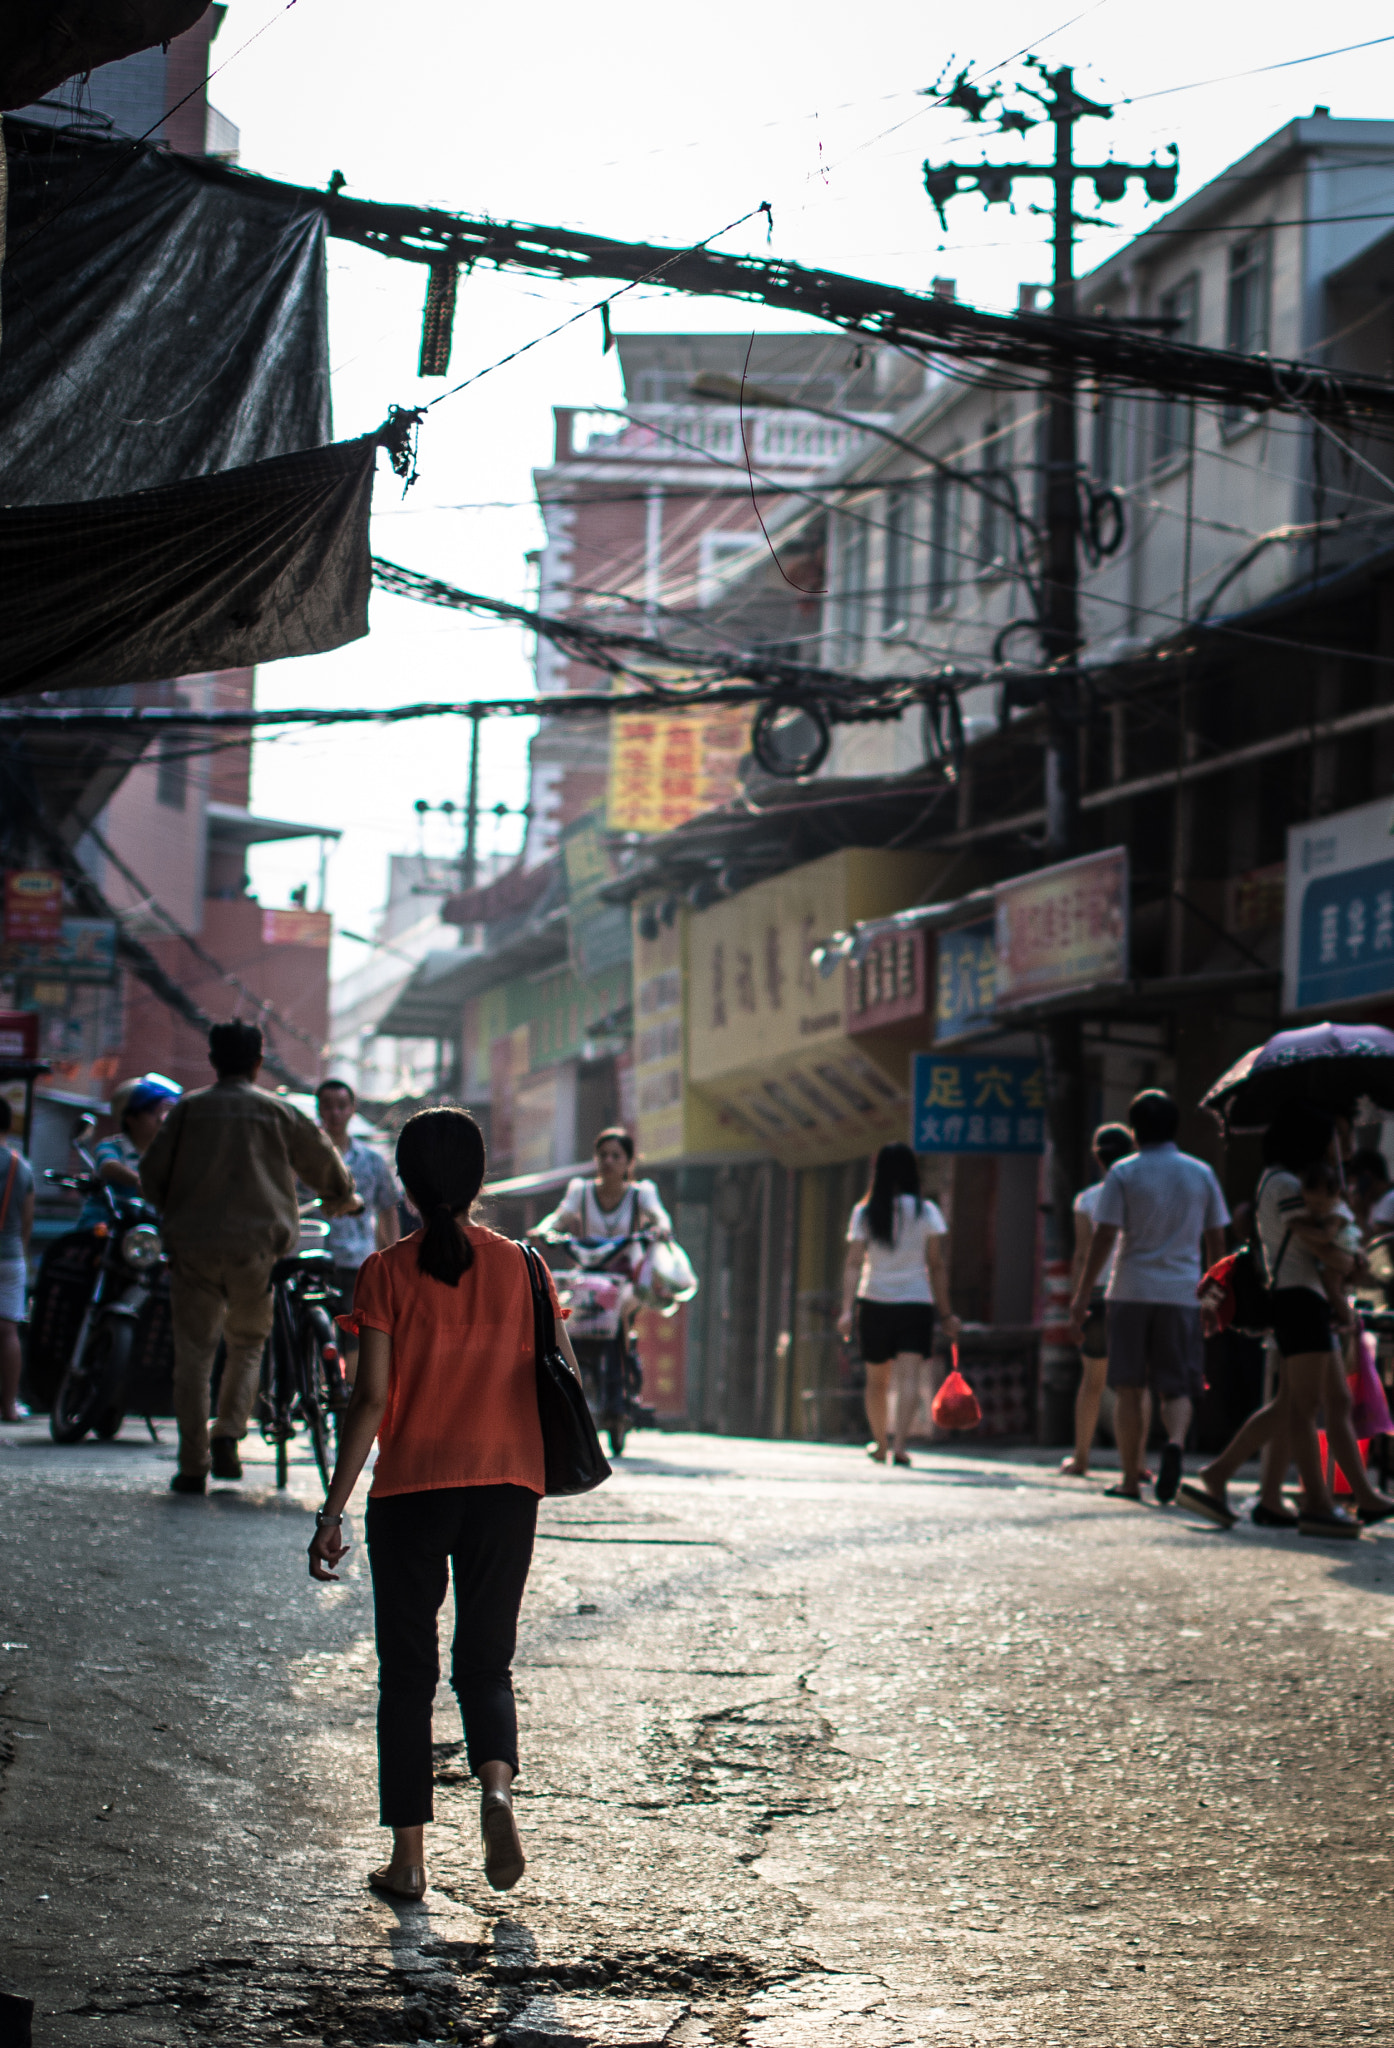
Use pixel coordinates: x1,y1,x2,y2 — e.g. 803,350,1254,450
1270,1227,1293,1286
520,1241,558,1352
1253,1168,1295,1285
0,1149,18,1234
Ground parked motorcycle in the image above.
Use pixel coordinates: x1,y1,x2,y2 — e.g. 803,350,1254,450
540,1229,697,1457
43,1122,169,1444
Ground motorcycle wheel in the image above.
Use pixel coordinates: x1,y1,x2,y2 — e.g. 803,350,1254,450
275,1435,289,1490
608,1419,627,1458
50,1320,134,1445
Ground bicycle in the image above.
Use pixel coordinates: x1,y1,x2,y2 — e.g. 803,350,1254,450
257,1205,348,1490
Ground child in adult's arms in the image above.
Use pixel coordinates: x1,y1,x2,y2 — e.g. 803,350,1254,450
308,1107,580,1900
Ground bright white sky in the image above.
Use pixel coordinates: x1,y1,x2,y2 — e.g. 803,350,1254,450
218,0,1394,973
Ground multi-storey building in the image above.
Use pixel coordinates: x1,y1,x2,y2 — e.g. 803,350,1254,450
598,111,1394,1439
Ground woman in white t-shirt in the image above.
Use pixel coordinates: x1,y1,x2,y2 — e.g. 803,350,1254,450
537,1128,672,1246
1061,1122,1134,1478
838,1142,959,1467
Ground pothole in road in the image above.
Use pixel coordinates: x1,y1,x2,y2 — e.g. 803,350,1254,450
71,1944,788,2045
667,1688,854,1837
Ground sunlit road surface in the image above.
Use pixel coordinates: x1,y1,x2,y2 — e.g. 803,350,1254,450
2,1415,1391,2046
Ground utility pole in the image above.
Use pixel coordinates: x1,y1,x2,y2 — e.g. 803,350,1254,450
924,61,1177,853
923,64,1180,1282
463,710,481,892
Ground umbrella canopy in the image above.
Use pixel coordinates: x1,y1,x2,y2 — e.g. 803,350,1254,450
1201,1022,1394,1133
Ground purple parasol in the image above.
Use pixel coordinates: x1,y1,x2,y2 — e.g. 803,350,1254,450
1201,1021,1394,1132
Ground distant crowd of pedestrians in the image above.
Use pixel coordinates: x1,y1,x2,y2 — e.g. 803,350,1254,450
838,1088,1394,1541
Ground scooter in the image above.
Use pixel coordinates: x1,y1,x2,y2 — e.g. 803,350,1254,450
43,1121,168,1444
540,1230,657,1458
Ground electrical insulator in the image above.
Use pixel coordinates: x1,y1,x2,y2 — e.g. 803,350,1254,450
1093,163,1127,203
1143,161,1178,203
977,169,1014,205
923,167,959,207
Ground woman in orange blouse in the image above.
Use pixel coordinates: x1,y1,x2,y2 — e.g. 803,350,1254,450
308,1107,578,1902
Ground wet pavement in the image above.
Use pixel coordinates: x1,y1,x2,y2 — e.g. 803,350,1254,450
3,1416,1394,2045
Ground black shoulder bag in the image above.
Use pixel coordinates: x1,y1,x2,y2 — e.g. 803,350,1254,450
519,1242,611,1497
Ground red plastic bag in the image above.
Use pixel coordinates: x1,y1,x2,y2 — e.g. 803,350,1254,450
1320,1430,1371,1497
1350,1332,1394,1439
932,1348,982,1432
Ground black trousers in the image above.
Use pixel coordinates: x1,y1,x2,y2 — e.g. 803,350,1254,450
365,1484,538,1827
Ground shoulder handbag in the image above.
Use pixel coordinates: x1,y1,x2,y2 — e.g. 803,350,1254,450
519,1242,611,1497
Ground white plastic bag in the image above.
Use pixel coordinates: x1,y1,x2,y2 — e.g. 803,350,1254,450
635,1239,699,1316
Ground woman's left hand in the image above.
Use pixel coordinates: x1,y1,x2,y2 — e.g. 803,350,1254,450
309,1519,350,1581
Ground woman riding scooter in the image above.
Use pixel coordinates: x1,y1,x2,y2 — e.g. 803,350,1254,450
532,1129,671,1455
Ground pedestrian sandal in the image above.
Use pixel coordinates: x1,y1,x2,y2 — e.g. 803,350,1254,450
368,1863,426,1901
481,1789,526,1892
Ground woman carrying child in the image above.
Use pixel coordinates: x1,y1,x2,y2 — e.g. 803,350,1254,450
308,1106,581,1899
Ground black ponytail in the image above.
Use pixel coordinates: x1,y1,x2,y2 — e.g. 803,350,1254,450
395,1107,487,1286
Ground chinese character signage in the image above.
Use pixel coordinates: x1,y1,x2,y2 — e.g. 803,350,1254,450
561,809,631,980
4,870,63,948
994,847,1128,1005
2,915,117,983
846,929,928,1033
934,920,996,1040
261,909,330,948
1286,797,1394,1012
607,705,748,835
912,1054,1046,1153
0,1012,40,1061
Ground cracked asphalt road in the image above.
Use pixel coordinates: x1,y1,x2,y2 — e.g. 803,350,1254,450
3,1417,1394,2046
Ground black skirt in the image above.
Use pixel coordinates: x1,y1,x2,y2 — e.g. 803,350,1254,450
858,1298,936,1364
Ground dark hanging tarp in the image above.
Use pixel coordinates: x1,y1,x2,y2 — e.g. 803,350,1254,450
0,115,332,503
0,437,377,695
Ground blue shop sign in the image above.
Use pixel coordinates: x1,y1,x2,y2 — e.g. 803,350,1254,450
934,920,996,1040
1294,855,1394,1010
912,1053,1046,1154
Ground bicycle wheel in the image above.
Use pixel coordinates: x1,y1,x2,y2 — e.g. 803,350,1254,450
264,1291,296,1488
294,1315,333,1491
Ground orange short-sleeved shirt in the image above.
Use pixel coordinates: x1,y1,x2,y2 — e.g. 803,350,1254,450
351,1225,553,1498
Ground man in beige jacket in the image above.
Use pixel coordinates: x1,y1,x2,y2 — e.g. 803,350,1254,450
140,1021,358,1492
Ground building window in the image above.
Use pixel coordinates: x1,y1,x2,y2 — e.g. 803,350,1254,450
928,458,961,612
881,488,914,632
698,529,761,607
155,733,187,810
1150,275,1199,469
977,417,1013,573
1225,232,1271,429
833,513,869,665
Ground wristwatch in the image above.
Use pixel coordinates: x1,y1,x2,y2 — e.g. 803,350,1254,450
315,1509,342,1528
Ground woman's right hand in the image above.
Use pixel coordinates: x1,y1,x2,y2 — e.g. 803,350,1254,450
837,1306,854,1340
309,1518,350,1581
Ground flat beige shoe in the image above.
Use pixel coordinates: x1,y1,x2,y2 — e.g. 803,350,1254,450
368,1862,426,1901
481,1790,526,1892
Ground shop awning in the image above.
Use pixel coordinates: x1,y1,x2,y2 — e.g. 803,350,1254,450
0,436,378,695
483,1161,590,1200
1,117,331,503
206,805,342,850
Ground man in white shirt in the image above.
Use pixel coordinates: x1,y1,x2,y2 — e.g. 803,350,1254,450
1068,1090,1229,1506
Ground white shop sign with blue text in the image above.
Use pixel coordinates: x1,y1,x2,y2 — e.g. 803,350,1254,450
1285,797,1394,1013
